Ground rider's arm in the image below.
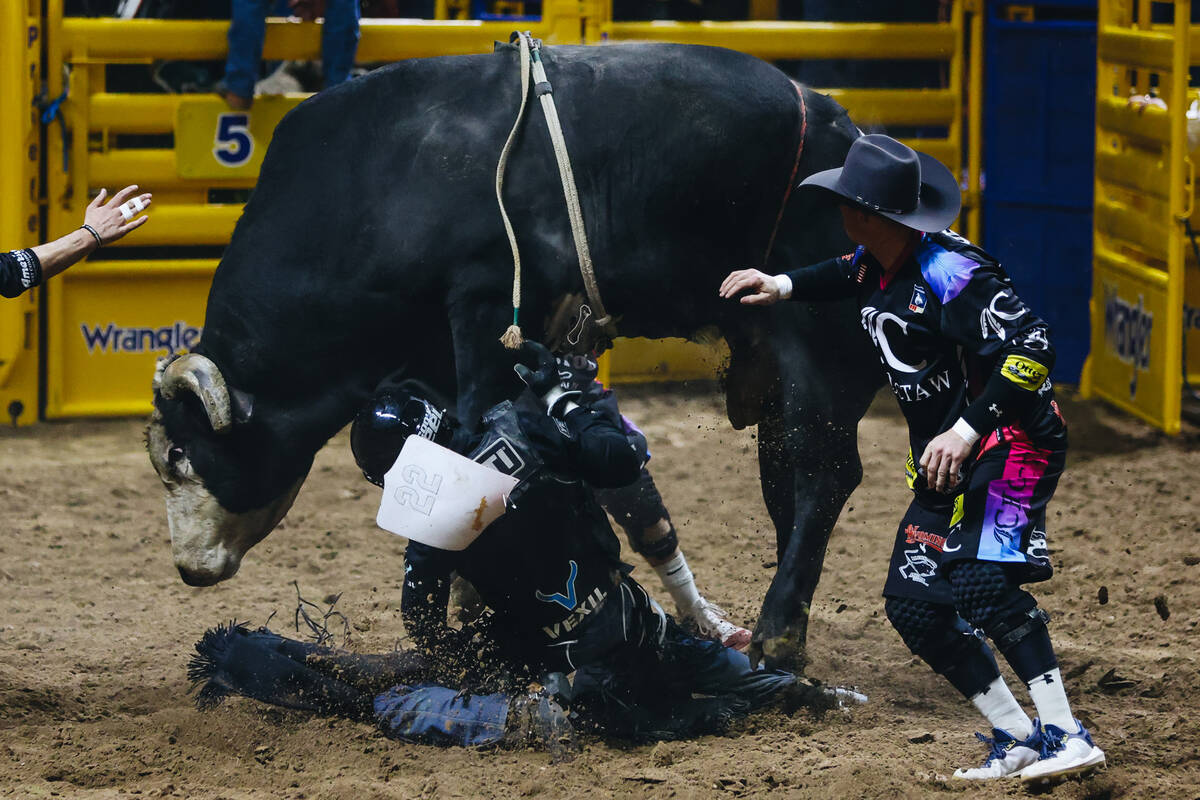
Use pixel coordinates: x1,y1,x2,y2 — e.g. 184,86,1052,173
561,394,645,487
521,393,644,488
940,267,1056,440
400,541,457,651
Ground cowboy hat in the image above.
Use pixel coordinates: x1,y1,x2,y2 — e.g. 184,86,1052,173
798,134,961,233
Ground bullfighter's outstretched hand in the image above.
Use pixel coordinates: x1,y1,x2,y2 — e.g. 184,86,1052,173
719,268,785,306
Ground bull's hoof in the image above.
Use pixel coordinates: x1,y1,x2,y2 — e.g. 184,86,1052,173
750,604,810,672
759,632,808,674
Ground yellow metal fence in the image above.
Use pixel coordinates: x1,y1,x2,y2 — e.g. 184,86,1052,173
18,1,981,418
1082,0,1194,434
0,0,42,426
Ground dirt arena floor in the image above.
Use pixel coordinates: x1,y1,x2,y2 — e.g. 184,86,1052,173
1,385,1198,799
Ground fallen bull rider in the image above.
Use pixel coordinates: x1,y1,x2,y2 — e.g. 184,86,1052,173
187,342,864,754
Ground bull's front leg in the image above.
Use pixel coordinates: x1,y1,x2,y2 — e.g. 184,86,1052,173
749,302,881,672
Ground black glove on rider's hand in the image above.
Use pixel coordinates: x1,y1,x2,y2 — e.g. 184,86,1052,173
514,341,581,417
555,352,599,393
514,341,560,395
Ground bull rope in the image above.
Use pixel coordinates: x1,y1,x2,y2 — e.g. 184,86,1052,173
496,32,616,350
495,33,534,349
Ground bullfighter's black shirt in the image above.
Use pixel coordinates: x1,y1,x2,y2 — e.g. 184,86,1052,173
784,229,1065,505
0,249,42,298
401,392,644,654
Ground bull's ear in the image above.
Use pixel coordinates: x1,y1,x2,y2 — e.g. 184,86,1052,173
230,388,255,425
153,355,172,392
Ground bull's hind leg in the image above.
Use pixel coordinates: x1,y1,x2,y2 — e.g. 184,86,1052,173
749,302,881,672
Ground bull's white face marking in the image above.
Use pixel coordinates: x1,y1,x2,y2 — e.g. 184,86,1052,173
147,414,304,586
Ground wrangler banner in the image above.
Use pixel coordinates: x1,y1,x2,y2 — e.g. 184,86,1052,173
1084,0,1191,434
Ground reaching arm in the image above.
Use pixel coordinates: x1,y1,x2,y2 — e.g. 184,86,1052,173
560,393,645,487
720,248,863,306
2,185,152,298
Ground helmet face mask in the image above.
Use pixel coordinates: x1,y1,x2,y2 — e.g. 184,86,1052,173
351,386,459,487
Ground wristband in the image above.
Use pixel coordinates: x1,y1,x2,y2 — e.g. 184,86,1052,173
774,273,793,300
951,417,981,446
10,248,41,290
81,224,103,249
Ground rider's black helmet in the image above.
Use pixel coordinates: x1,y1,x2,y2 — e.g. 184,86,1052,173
350,379,458,487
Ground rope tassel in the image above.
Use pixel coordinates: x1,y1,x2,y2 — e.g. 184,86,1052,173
500,310,524,349
495,32,534,349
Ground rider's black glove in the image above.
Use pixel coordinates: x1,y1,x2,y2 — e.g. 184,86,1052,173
514,341,581,417
555,352,599,393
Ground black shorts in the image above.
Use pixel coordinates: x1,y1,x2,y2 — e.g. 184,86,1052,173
883,433,1065,604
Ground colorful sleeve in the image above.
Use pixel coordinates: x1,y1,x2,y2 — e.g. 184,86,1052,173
0,249,42,298
939,267,1056,433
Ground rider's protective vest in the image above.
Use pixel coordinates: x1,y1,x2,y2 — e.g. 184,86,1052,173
453,399,626,647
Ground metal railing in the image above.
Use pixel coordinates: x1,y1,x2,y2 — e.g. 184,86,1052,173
1082,0,1193,434
0,0,42,426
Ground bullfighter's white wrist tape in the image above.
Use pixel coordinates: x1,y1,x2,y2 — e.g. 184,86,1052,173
774,273,792,300
951,417,981,446
119,197,145,220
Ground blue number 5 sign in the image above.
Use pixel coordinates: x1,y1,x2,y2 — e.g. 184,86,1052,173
213,113,253,167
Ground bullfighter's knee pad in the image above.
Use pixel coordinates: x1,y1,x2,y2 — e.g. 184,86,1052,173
884,596,1000,699
634,521,679,561
947,560,1057,682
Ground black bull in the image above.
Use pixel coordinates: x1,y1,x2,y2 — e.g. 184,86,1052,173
154,42,884,669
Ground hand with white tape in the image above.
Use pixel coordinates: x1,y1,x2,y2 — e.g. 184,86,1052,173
83,184,153,247
17,184,155,290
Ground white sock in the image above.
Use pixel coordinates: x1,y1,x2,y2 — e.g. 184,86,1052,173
1026,668,1077,732
654,551,701,613
971,677,1034,739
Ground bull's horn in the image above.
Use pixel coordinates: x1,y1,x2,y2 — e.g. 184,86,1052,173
160,354,233,434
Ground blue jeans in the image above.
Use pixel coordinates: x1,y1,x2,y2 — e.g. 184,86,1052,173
223,0,361,99
374,684,511,747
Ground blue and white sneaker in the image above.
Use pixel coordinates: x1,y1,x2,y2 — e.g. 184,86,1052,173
1020,719,1106,784
952,727,1043,779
